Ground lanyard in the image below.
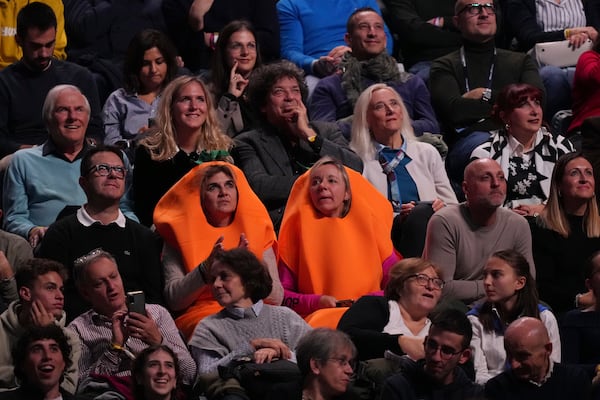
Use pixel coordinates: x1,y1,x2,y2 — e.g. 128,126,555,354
460,46,496,92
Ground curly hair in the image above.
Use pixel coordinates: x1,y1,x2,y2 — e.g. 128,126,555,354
137,75,232,161
13,325,72,385
247,60,308,119
212,248,272,303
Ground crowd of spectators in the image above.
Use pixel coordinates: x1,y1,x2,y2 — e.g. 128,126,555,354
1,0,600,399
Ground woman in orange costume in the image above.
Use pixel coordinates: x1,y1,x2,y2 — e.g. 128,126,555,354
278,156,400,328
153,161,283,339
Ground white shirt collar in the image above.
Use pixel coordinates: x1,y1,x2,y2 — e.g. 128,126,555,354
77,206,126,228
507,129,543,157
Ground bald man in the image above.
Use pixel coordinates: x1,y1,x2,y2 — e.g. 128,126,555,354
423,158,534,304
485,317,590,400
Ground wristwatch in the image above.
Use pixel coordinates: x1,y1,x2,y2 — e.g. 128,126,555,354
482,88,492,103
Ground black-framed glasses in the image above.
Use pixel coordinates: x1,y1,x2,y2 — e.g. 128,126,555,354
408,273,445,290
424,339,463,360
87,164,125,179
323,357,356,370
458,3,496,15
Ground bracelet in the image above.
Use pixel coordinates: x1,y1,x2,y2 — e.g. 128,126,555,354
565,28,571,39
307,134,318,143
110,342,135,360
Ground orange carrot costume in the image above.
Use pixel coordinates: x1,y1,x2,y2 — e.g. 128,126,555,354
278,166,397,328
153,161,276,339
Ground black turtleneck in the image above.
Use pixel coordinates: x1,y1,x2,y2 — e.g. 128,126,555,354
429,38,544,135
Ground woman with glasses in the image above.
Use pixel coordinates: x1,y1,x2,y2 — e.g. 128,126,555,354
207,20,261,136
278,156,400,328
153,161,283,340
268,328,359,400
467,249,560,384
338,258,443,361
189,248,311,400
351,83,456,256
133,75,233,226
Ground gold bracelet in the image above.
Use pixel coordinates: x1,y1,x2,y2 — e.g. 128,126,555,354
110,342,135,360
565,28,571,39
307,134,317,143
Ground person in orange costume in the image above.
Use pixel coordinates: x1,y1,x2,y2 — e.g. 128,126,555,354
153,161,283,339
278,156,401,328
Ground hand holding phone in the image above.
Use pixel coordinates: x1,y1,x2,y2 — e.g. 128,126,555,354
126,291,146,316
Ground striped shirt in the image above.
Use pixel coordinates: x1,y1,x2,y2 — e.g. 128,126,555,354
67,304,197,385
536,0,586,32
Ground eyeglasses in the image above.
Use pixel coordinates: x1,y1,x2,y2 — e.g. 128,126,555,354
458,3,496,16
87,164,126,179
323,357,356,370
408,273,445,290
424,339,463,360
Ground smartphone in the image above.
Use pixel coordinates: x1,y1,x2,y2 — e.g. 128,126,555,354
126,291,146,316
148,117,156,128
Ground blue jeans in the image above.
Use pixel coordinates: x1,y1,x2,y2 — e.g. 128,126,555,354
540,65,576,121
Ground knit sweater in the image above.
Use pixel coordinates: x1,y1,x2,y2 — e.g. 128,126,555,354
189,303,312,374
37,210,163,320
422,203,535,303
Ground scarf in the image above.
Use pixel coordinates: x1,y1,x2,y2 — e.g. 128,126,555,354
340,52,405,108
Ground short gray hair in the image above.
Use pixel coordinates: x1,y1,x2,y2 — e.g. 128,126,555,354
42,84,90,128
296,328,356,378
73,248,116,287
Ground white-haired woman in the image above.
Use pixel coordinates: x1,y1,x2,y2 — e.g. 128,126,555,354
350,83,457,256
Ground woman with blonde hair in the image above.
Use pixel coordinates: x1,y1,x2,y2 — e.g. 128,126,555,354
530,151,600,315
338,258,443,361
133,75,233,226
350,83,456,256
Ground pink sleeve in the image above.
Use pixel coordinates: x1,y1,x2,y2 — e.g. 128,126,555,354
381,250,402,289
278,261,322,317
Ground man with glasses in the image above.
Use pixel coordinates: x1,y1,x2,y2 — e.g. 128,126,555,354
429,0,544,194
2,85,135,248
38,146,162,320
381,308,483,399
485,317,590,399
423,158,534,304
